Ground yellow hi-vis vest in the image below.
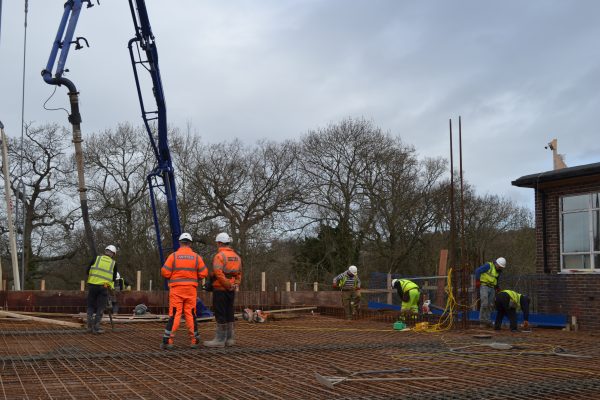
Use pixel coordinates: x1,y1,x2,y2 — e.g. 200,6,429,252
87,255,115,288
479,262,499,287
399,279,419,293
501,290,521,310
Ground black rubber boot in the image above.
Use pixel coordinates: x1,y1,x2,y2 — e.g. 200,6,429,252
190,334,201,349
160,336,174,350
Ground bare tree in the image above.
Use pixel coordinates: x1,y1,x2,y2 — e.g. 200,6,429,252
297,117,395,278
189,139,303,288
85,123,157,283
461,189,532,266
169,124,207,239
366,147,447,275
5,124,79,288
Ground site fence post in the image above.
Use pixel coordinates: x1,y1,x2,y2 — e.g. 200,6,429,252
386,273,392,304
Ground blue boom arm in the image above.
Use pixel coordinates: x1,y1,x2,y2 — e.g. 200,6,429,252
41,0,97,258
42,0,182,267
127,0,182,262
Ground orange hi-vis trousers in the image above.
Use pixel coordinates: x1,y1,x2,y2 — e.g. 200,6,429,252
163,286,198,343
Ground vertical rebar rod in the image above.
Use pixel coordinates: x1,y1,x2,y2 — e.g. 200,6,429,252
448,119,457,321
458,116,468,328
18,0,29,290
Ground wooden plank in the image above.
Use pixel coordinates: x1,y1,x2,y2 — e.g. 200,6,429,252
0,310,82,328
15,311,74,317
436,249,448,307
76,306,319,324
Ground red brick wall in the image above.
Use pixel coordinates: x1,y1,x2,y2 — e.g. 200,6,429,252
535,180,600,330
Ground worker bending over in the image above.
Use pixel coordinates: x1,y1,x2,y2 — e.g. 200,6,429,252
391,278,420,316
110,272,131,314
495,289,530,332
204,232,242,348
475,257,506,328
333,265,361,320
161,233,208,349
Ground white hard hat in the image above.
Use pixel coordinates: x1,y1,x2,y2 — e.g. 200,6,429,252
391,278,399,288
105,245,117,255
495,257,507,269
215,232,232,244
348,265,358,275
179,232,193,242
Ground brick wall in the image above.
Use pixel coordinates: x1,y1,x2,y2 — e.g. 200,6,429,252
534,180,600,330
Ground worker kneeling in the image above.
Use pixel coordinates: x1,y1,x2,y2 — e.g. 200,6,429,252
160,233,208,349
494,289,530,332
391,278,420,316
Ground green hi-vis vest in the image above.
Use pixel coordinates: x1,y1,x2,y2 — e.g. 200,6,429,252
479,262,499,287
87,255,115,288
399,279,419,293
501,290,522,310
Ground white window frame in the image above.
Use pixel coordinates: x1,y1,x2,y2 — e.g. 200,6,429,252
559,192,600,273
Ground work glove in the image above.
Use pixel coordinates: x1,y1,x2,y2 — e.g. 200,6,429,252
475,280,481,288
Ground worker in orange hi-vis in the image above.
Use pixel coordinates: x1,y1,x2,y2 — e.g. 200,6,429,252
204,232,242,348
160,233,208,349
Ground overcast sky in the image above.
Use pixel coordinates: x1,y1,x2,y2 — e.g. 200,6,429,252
1,0,599,210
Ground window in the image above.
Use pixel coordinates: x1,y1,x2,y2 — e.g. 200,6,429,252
560,193,600,271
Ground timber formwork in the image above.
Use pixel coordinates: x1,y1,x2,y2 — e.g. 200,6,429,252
0,313,599,399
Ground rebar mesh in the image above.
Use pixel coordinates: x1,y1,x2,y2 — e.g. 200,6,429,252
0,314,598,399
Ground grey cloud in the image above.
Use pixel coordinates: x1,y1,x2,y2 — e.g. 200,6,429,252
1,0,599,209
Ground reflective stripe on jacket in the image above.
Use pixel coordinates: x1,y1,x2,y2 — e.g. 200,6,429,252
501,290,522,310
87,256,115,288
211,247,242,291
399,279,419,293
161,247,207,288
479,262,499,287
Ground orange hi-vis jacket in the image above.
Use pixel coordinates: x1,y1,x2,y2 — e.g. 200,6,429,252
161,246,208,288
211,246,242,291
